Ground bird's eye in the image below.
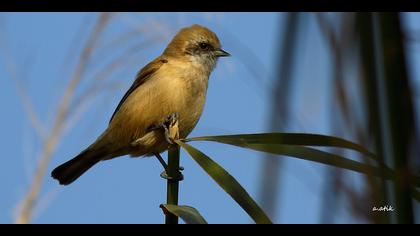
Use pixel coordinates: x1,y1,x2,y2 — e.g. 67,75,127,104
199,42,209,50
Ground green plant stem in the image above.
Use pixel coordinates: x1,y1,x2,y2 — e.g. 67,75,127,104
165,145,181,224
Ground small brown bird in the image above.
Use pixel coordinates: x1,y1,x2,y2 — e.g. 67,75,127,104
51,24,230,185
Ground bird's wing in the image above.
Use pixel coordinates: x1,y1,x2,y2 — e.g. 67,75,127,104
109,57,168,123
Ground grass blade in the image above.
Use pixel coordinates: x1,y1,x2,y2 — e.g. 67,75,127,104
232,142,420,187
186,133,375,158
240,143,393,179
175,140,272,224
160,204,208,224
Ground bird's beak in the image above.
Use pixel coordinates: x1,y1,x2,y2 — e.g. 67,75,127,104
214,48,231,57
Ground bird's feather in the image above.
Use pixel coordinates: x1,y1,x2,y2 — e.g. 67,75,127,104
109,57,168,123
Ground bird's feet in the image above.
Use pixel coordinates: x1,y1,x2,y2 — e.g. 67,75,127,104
160,167,184,182
146,113,180,145
163,113,179,145
154,152,184,181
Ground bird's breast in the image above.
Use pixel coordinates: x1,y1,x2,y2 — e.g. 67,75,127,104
169,68,209,138
105,61,209,155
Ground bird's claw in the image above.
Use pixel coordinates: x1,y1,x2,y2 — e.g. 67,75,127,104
147,113,179,145
160,167,184,182
164,113,179,127
163,113,179,145
163,126,175,145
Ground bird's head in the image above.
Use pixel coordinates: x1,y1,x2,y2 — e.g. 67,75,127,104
163,24,230,73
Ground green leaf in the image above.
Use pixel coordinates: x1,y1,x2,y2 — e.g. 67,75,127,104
186,133,420,188
239,143,395,180
186,133,376,158
185,133,397,180
160,204,207,224
175,140,272,224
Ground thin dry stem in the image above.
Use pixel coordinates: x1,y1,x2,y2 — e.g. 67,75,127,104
14,13,113,224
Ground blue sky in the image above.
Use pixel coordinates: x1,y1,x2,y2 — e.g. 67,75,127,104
0,13,419,224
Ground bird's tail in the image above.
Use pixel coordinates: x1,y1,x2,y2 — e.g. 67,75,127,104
51,147,105,185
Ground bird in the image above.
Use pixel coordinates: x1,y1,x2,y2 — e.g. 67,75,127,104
51,24,230,185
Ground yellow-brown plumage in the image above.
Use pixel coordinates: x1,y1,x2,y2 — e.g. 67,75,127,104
51,24,230,185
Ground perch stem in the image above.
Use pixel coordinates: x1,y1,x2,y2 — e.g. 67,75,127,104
165,145,181,224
